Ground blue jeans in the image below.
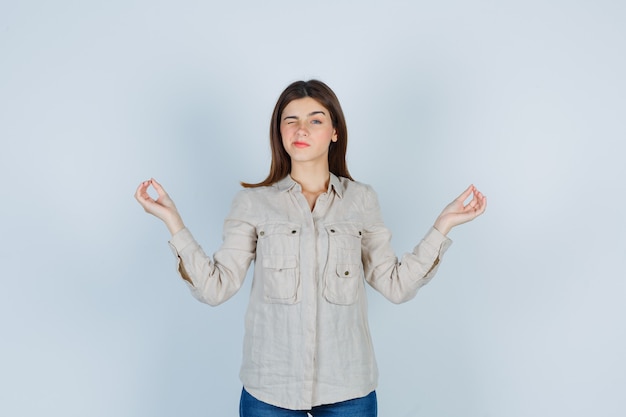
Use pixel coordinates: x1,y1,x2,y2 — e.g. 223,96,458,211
239,388,377,417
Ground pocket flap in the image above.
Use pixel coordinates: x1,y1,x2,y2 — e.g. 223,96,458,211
258,222,300,237
325,223,363,238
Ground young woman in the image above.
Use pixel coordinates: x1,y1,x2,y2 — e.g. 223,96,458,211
135,80,486,416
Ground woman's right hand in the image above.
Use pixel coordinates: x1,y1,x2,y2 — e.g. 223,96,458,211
134,178,185,235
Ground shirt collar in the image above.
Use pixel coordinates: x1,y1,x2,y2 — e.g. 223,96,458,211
274,173,344,198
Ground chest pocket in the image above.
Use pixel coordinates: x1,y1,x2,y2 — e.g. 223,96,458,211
323,223,363,305
257,222,301,304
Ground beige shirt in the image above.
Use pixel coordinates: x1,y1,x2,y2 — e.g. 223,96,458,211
168,174,452,410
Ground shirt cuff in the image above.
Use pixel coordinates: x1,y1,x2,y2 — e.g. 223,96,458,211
167,227,198,256
422,226,453,254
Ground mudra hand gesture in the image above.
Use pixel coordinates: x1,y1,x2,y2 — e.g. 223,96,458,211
134,178,185,235
434,185,487,235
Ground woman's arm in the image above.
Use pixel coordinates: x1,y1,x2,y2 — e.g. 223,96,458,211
134,179,256,305
361,184,486,304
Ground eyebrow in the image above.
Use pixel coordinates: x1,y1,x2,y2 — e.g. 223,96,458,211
283,111,327,121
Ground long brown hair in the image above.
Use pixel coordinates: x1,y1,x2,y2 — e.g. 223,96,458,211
241,80,353,188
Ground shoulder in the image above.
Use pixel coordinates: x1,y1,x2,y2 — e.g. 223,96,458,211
337,177,378,200
233,185,277,204
226,186,278,221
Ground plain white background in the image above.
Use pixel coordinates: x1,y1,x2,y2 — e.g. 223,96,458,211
1,1,625,416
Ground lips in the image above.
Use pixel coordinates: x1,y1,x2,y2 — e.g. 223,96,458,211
293,141,310,148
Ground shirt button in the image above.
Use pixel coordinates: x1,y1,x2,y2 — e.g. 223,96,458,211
259,231,265,236
291,230,297,234
344,270,350,276
330,229,335,233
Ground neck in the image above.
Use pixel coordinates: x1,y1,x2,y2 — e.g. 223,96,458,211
290,162,330,193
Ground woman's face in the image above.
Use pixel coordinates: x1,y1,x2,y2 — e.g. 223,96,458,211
280,97,338,167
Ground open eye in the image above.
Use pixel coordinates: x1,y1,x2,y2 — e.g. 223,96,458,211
311,119,322,125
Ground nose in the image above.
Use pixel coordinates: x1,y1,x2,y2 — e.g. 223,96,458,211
296,121,309,136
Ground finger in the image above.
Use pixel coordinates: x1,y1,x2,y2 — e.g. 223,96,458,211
475,191,486,205
468,187,486,204
150,178,168,198
470,194,487,216
455,184,474,203
469,190,483,208
135,180,152,201
465,193,485,213
477,195,487,214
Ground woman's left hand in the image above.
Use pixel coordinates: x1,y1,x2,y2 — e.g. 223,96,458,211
433,185,487,236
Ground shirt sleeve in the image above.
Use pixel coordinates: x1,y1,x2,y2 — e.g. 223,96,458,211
360,185,452,304
167,190,257,306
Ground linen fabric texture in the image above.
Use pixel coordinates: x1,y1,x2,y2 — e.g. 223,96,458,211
168,174,452,410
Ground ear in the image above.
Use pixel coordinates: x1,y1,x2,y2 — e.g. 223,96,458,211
331,129,338,142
